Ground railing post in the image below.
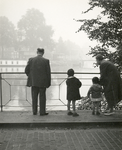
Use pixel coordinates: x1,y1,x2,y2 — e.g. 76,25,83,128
0,73,3,112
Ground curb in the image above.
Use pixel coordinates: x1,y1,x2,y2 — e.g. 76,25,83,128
0,122,122,129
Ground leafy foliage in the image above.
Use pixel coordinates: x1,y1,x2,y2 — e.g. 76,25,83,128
77,0,122,71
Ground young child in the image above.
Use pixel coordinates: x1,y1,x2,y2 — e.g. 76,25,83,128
66,69,82,117
87,77,103,115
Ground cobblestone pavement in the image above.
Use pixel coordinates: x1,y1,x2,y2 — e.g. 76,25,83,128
0,128,122,150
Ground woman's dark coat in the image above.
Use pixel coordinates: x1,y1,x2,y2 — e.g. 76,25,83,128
66,77,82,101
100,60,122,107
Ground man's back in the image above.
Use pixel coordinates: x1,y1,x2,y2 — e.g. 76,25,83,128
25,55,51,88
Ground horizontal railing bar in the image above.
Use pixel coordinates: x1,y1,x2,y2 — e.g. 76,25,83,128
0,65,26,67
3,106,31,107
4,84,91,87
2,105,66,107
4,99,64,101
0,72,100,74
6,85,27,86
0,78,97,80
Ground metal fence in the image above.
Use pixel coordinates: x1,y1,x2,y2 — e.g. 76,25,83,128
0,72,101,111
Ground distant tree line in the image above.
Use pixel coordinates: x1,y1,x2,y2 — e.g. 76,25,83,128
0,8,83,67
0,8,54,59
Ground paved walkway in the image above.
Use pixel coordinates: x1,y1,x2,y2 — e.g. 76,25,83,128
0,128,122,150
0,110,122,128
0,110,122,150
0,110,122,123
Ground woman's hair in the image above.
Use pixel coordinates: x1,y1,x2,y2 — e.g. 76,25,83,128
92,77,100,84
96,54,104,61
67,69,74,76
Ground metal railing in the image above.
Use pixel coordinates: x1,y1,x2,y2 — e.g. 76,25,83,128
0,72,101,111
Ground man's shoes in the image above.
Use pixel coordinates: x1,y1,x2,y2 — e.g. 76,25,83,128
73,113,79,117
67,111,73,115
96,111,100,115
33,113,37,115
92,111,95,115
44,112,49,115
40,112,49,116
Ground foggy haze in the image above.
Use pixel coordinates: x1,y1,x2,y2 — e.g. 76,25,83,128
0,0,100,111
0,0,101,72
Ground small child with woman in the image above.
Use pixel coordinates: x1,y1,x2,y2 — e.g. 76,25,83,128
66,69,82,117
87,77,103,115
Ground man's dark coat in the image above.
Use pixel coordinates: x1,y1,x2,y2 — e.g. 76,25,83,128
100,60,122,107
25,55,51,88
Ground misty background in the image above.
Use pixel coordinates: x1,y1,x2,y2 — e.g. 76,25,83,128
0,0,101,72
0,0,100,110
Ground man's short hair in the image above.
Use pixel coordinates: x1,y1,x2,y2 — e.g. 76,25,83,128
96,54,104,61
37,48,44,54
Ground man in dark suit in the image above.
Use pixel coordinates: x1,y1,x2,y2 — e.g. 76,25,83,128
25,48,51,115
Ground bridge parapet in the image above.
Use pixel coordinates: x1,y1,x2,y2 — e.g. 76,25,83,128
0,72,100,111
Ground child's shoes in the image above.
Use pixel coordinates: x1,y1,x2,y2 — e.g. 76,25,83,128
92,111,100,115
67,111,73,115
92,111,95,115
96,111,100,115
73,113,79,117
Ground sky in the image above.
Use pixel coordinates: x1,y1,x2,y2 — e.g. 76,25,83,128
0,0,101,59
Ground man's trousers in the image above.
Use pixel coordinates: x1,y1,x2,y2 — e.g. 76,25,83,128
31,86,46,115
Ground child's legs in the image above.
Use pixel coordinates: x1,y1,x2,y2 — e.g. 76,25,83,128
72,100,76,113
96,102,100,112
67,100,71,111
92,102,96,112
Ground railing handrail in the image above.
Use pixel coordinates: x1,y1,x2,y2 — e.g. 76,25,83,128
0,72,100,74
